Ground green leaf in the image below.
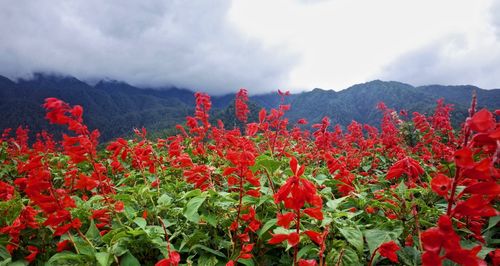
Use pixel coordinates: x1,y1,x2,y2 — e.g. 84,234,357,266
297,244,317,260
364,229,402,255
331,248,360,266
95,252,112,266
119,252,141,266
396,181,408,196
252,155,281,173
0,246,10,260
460,241,495,259
398,246,421,266
181,189,202,199
46,252,90,266
326,196,347,210
133,217,147,229
183,194,207,223
258,218,277,237
338,227,364,253
190,244,226,258
73,238,96,257
197,255,218,266
157,194,172,206
485,216,500,231
86,220,102,243
203,213,218,227
111,241,129,257
238,258,255,266
4,260,28,266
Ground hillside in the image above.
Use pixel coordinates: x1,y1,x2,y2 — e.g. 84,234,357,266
1,73,499,141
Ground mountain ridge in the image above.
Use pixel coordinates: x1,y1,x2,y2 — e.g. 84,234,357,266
1,73,498,141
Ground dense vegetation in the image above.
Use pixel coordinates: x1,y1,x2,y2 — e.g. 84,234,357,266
1,73,499,141
0,88,498,265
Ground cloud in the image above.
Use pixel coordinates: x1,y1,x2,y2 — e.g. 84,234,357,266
491,0,500,39
379,0,500,89
0,0,296,94
229,0,498,91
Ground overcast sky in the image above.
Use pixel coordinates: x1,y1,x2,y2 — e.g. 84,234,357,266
0,0,499,94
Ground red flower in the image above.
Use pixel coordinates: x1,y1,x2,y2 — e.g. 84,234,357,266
57,240,71,252
25,246,38,263
431,174,452,196
268,232,300,246
386,157,423,180
463,181,500,195
303,207,323,220
287,232,300,246
235,88,250,123
422,251,442,266
155,251,180,266
0,181,15,201
298,259,317,266
454,148,475,168
468,109,495,132
453,195,499,217
378,241,400,263
277,212,295,228
365,206,376,214
268,233,289,245
115,201,124,212
304,230,323,245
297,119,308,125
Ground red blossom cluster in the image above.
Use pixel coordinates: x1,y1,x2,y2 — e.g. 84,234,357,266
235,88,250,123
0,90,498,265
422,96,500,266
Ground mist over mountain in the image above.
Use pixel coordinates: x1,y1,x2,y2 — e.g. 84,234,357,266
0,73,498,142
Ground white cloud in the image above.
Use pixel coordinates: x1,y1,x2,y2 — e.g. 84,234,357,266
379,0,500,89
0,0,296,94
229,0,498,90
1,0,498,93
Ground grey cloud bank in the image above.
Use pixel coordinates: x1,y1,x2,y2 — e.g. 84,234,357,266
0,0,296,94
1,0,499,93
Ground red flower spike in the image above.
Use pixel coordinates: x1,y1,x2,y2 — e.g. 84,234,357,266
378,241,400,263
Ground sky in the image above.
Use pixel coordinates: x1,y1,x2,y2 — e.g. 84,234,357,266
0,0,499,94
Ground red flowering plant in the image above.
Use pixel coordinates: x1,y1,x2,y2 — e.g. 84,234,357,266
267,156,325,265
0,91,498,265
420,95,500,266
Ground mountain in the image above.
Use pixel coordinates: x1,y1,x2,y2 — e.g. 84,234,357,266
0,73,498,142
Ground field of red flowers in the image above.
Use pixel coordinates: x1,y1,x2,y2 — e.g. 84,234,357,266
0,89,498,266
